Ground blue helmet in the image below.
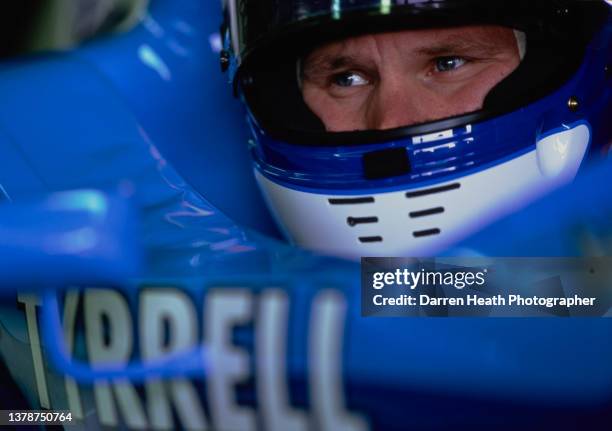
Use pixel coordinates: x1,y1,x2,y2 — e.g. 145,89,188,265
221,0,611,258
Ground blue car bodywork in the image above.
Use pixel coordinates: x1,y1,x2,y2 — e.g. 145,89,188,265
0,1,610,429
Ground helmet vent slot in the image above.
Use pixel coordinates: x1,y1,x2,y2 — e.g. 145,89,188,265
359,236,383,243
347,216,379,226
409,207,445,218
413,228,441,238
363,147,411,180
406,183,460,198
329,197,375,205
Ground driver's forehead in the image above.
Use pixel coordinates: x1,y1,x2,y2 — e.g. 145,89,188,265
304,25,518,68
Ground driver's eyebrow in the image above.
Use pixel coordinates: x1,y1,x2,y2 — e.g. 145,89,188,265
305,55,351,73
302,54,376,81
415,35,506,57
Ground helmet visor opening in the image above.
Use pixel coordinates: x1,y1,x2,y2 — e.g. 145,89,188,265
235,0,607,146
297,25,523,133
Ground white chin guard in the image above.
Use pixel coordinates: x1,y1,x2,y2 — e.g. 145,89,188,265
255,123,590,259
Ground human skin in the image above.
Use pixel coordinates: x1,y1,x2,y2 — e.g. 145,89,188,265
301,26,521,131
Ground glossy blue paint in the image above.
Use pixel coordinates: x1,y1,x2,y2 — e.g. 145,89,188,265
448,157,612,257
0,0,279,237
0,1,610,428
0,191,141,290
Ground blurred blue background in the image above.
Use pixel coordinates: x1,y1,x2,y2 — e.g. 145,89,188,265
0,1,610,430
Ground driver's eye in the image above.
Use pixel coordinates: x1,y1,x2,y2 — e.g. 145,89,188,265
332,71,369,87
434,56,467,72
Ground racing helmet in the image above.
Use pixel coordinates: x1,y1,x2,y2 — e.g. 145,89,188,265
220,0,611,258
